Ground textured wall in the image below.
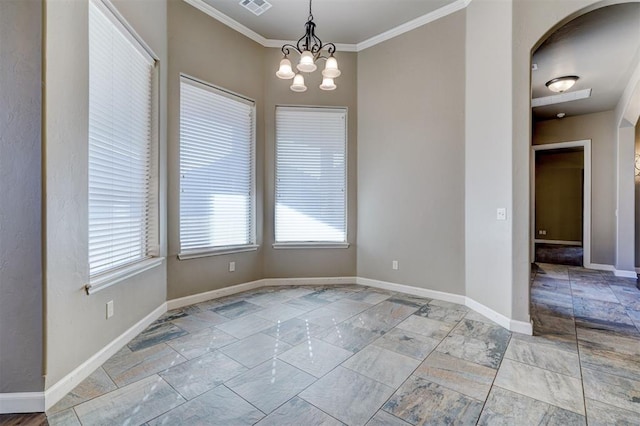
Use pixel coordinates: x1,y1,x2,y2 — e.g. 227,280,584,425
535,150,584,242
533,111,617,265
44,0,168,387
166,0,265,299
0,0,44,393
636,123,640,267
465,0,514,319
263,47,358,279
357,10,466,294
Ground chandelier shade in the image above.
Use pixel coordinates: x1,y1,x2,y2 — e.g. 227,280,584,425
275,0,340,92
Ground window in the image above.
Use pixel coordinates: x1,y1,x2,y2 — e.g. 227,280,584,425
275,107,347,244
179,76,256,257
88,0,158,282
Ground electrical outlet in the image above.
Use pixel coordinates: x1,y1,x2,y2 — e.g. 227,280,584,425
542,230,547,235
392,260,399,270
106,300,114,319
496,208,507,221
229,261,236,272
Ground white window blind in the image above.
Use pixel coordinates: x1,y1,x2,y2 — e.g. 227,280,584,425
179,77,256,255
275,107,347,243
88,0,157,279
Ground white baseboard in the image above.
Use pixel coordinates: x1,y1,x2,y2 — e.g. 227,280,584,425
585,263,615,272
464,297,532,335
43,303,167,411
614,269,638,279
0,392,45,414
167,279,264,310
356,277,466,305
355,277,531,334
264,276,357,287
586,263,638,279
11,273,540,414
534,239,582,246
167,277,358,311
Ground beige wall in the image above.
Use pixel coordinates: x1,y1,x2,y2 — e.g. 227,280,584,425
166,0,264,299
0,0,44,393
263,48,358,278
533,111,617,264
535,150,584,242
635,121,640,268
44,0,168,387
466,0,515,318
357,10,466,294
17,0,640,399
510,0,630,322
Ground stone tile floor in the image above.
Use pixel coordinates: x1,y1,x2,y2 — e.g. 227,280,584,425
4,263,639,425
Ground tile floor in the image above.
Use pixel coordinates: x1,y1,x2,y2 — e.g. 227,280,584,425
10,263,640,425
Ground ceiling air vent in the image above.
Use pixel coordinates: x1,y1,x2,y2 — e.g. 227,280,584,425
240,0,272,16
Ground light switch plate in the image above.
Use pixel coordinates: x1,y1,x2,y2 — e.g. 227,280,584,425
106,300,114,319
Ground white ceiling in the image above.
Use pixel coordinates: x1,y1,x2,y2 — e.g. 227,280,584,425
531,3,640,121
199,0,459,45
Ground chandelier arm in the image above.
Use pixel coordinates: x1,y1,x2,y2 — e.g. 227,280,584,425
281,44,301,56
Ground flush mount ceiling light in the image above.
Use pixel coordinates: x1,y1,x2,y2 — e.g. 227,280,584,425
545,76,579,93
275,0,340,92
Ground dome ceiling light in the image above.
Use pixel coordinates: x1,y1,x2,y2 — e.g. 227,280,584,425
545,76,579,93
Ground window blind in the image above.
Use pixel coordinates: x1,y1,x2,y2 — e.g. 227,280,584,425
88,0,157,278
275,107,347,243
179,77,256,254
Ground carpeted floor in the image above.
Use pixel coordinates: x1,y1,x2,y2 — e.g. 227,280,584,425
535,243,583,266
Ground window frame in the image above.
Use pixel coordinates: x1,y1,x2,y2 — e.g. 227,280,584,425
273,106,349,249
177,74,258,260
86,0,162,294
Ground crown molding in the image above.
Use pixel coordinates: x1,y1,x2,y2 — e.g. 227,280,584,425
264,39,358,53
356,0,471,51
184,0,471,53
183,0,268,46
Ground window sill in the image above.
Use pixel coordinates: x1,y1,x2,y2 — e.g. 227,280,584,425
272,242,350,249
85,257,165,295
178,245,259,260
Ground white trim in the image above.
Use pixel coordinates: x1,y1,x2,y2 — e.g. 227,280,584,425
86,257,164,294
357,277,532,335
43,304,167,411
29,268,545,414
465,297,533,335
178,245,259,260
531,140,591,267
533,239,582,246
183,0,268,46
264,39,358,52
264,277,356,287
509,318,535,335
167,277,357,310
183,0,470,52
0,392,45,414
167,280,264,310
614,269,638,279
356,277,466,305
585,263,637,278
585,263,615,272
272,243,350,250
356,0,471,51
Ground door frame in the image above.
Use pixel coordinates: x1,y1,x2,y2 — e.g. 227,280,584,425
530,139,592,267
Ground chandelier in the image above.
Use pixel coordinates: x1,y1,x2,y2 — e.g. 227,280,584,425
275,0,341,92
